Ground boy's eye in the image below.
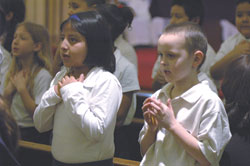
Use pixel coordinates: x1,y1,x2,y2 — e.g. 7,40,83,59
167,54,175,58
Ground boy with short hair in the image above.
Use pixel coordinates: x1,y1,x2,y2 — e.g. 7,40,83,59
152,0,216,92
210,0,250,81
139,22,231,166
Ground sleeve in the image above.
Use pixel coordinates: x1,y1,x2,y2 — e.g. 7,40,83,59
197,99,232,165
33,69,53,104
119,62,140,93
33,86,62,132
60,78,122,141
151,55,161,78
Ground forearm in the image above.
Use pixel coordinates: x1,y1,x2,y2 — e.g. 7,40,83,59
116,92,133,128
169,122,210,166
19,88,37,115
140,128,157,156
210,50,238,80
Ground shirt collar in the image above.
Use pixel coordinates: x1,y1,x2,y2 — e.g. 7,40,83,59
159,83,203,104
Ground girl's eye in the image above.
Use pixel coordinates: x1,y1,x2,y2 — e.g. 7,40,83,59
69,37,78,43
59,35,65,41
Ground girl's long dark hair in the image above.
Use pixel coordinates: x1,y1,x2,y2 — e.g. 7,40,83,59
221,55,250,139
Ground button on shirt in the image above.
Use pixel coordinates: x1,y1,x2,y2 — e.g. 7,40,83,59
139,83,231,166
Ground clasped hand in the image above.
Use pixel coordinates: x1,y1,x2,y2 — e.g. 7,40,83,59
54,74,84,97
142,97,176,131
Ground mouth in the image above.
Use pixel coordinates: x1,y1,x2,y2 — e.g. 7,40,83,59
12,47,19,53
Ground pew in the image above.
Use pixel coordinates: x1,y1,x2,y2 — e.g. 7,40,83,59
19,140,140,166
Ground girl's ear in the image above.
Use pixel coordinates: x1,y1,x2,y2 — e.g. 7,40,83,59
33,42,42,52
192,50,204,68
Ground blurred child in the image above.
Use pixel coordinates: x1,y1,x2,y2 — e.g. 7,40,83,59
139,22,231,166
210,0,250,81
0,96,20,166
152,0,216,92
0,0,25,95
3,22,52,144
96,3,140,158
34,11,122,166
220,54,250,166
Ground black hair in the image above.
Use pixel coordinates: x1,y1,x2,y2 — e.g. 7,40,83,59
171,0,204,26
60,11,115,73
0,9,6,36
222,55,250,139
85,0,106,7
96,4,134,41
164,22,207,69
0,0,25,52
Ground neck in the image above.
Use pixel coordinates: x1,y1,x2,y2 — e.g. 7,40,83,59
19,55,35,71
70,65,90,78
171,72,199,99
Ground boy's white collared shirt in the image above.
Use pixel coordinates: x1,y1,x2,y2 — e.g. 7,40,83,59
139,83,231,166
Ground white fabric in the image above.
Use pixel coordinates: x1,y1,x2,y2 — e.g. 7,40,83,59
0,45,11,95
114,49,140,125
33,67,122,163
139,83,231,166
114,35,138,68
152,44,216,78
11,68,52,127
219,19,238,41
213,33,250,66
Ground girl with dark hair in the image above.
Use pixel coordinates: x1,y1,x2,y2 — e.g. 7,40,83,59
0,96,20,166
220,54,250,166
34,11,122,166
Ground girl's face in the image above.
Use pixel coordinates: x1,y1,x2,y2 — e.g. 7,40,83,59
68,0,91,16
158,33,195,84
60,22,87,68
11,25,39,58
170,5,189,25
235,2,250,38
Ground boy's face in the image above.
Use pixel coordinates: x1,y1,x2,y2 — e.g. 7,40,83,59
158,33,196,84
235,2,250,38
170,5,189,25
68,0,91,16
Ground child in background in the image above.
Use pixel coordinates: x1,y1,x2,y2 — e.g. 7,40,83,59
0,0,26,95
3,22,52,144
152,0,217,92
220,54,250,166
33,11,122,166
96,3,140,158
210,0,250,81
0,96,20,166
52,0,106,76
139,22,231,166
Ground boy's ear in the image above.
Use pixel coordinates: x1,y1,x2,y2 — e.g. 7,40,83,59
192,50,204,68
33,42,42,52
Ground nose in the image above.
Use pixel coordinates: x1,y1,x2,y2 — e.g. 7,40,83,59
160,55,168,66
242,14,250,23
60,39,69,53
170,17,176,25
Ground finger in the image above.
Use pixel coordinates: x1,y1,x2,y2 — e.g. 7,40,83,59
167,98,172,110
77,74,84,82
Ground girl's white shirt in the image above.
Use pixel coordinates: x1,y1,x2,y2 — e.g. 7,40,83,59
33,67,122,163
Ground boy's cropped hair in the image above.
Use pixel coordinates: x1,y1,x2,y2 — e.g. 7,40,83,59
171,0,204,26
164,22,208,68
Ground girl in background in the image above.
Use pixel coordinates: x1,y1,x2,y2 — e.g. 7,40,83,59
220,54,250,166
3,22,52,144
34,11,122,166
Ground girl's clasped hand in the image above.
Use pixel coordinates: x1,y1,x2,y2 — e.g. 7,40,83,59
142,97,177,130
54,73,85,97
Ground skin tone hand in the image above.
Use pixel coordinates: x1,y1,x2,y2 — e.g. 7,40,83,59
54,73,85,97
11,70,29,93
232,40,250,55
